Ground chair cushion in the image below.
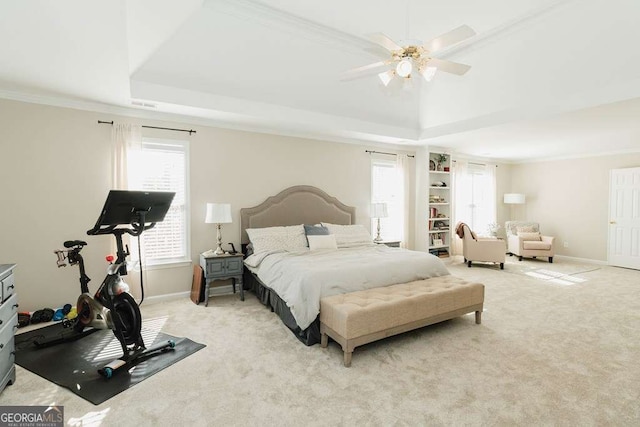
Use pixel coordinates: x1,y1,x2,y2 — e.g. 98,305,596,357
518,231,541,241
523,241,552,250
505,221,539,236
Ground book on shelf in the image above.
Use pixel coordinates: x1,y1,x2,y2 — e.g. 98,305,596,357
429,248,450,258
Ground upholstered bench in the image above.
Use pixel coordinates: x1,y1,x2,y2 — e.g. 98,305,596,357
320,276,484,366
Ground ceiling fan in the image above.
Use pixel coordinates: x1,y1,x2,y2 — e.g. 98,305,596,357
343,25,476,86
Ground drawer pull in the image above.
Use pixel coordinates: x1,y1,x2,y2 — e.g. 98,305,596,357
0,320,2,325
13,303,19,308
13,323,19,329
8,284,14,290
0,343,3,349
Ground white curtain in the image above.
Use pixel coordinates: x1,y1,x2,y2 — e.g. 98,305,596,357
110,123,143,269
112,123,142,189
396,154,411,248
452,160,497,255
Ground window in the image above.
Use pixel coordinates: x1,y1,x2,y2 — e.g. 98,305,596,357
371,159,402,241
127,138,189,265
453,161,496,236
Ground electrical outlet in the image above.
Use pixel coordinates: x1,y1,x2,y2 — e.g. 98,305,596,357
563,241,569,248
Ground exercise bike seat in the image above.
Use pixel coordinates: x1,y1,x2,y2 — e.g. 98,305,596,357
64,240,87,248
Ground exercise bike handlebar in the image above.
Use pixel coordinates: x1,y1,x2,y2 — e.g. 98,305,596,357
86,221,156,237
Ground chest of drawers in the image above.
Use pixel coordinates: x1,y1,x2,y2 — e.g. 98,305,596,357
0,264,18,394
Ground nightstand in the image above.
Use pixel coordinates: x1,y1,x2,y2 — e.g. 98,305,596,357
199,253,244,306
375,241,401,248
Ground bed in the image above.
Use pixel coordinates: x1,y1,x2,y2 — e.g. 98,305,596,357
241,185,450,345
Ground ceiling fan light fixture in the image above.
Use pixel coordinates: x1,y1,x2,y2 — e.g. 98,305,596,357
402,76,414,91
421,66,438,82
396,59,412,78
378,70,394,87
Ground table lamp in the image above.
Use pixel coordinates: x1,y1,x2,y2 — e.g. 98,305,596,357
205,203,232,255
371,202,388,242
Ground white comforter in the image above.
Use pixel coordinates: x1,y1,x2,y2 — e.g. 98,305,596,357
245,245,450,330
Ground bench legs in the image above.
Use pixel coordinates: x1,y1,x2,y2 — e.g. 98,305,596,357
321,330,352,367
343,351,352,367
322,307,484,367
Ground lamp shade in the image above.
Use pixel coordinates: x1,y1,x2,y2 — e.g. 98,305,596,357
504,193,526,204
371,202,388,219
205,203,232,224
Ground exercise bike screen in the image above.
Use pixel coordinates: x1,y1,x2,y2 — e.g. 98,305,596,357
91,190,175,227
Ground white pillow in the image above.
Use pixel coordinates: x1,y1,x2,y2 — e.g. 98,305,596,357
246,225,308,253
321,223,373,248
307,234,338,251
518,231,541,241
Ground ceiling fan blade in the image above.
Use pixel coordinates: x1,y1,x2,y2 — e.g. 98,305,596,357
363,46,392,59
366,32,403,52
427,58,471,76
341,61,393,81
422,25,476,53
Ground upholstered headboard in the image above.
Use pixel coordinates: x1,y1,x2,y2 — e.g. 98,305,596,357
240,185,356,244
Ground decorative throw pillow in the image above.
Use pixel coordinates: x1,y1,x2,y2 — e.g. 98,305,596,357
246,225,308,253
307,234,338,251
303,224,329,246
321,223,373,248
516,226,536,233
518,231,541,241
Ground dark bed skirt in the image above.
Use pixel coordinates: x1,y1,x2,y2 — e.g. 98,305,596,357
243,268,321,346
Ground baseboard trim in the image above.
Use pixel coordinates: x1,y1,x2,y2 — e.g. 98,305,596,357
144,291,190,304
554,255,608,265
143,284,237,305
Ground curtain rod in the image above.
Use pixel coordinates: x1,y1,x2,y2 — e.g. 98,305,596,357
98,120,196,135
365,150,415,158
452,159,498,167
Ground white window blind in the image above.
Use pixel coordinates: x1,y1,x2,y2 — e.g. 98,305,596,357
127,138,189,265
371,160,402,241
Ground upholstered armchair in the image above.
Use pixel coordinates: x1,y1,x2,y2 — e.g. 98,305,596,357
505,221,555,263
459,223,506,269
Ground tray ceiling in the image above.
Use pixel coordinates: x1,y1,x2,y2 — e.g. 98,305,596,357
1,0,639,161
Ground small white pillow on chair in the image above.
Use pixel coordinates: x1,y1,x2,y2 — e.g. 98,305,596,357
518,231,541,241
307,235,338,251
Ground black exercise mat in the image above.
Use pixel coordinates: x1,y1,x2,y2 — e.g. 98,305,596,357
14,319,205,405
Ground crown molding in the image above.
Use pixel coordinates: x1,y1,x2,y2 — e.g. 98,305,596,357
437,0,576,59
205,0,374,56
510,147,640,165
207,0,577,62
0,87,419,150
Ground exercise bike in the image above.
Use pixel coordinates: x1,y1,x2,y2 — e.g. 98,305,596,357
36,190,177,379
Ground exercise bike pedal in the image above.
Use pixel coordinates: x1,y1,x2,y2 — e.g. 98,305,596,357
98,340,177,379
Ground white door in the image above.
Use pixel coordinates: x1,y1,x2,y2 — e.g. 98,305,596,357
608,167,640,269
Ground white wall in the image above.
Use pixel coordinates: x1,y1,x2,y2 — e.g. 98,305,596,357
510,153,640,261
0,99,415,311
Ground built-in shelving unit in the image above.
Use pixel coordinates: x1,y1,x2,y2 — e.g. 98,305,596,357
428,150,451,258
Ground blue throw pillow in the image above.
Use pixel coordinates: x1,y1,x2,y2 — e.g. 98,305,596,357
304,225,329,246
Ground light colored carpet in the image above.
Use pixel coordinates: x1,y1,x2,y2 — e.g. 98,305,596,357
3,257,640,426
